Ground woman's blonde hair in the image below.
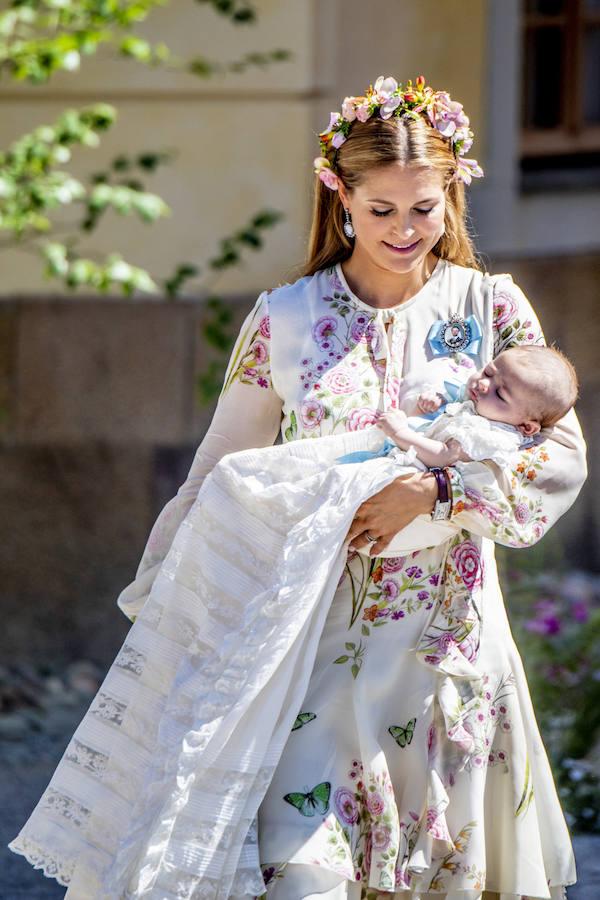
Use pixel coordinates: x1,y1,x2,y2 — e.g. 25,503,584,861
301,115,483,278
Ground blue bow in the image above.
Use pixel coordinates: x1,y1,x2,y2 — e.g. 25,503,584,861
427,314,482,358
336,437,398,465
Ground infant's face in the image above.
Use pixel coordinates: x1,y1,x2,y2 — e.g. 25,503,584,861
466,352,539,432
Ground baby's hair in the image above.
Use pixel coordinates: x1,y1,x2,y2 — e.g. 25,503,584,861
501,344,579,428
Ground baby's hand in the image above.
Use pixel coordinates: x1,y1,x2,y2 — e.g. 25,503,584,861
375,409,409,438
417,390,444,414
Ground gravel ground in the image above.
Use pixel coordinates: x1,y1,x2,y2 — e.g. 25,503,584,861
1,669,600,900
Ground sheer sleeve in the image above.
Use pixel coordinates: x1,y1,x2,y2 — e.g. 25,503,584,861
445,274,587,547
117,290,283,620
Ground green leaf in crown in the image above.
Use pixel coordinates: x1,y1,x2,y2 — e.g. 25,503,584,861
388,717,417,748
283,781,331,817
291,711,317,732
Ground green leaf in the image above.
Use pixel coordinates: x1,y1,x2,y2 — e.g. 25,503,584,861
333,655,349,664
344,642,355,651
351,664,360,679
361,624,370,636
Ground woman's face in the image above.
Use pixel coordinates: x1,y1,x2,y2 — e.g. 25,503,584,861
337,164,447,274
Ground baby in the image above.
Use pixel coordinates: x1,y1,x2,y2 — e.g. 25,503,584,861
338,344,579,471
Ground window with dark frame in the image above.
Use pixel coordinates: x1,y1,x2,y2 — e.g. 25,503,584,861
521,0,600,191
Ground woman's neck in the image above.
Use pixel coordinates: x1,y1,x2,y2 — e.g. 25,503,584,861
340,247,440,308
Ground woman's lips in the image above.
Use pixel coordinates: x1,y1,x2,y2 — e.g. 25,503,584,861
383,238,421,255
468,386,478,402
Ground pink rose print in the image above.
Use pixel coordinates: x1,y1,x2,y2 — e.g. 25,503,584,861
366,791,385,817
349,314,371,344
425,806,452,841
439,632,457,653
313,315,338,349
451,540,483,589
330,271,345,292
371,823,392,851
380,579,399,601
334,787,359,825
252,339,268,365
323,367,358,395
514,502,531,525
300,399,325,430
493,292,518,330
364,321,383,357
385,375,401,409
346,407,378,432
258,315,270,339
382,556,406,573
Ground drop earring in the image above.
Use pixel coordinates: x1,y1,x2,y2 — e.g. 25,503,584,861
343,208,355,240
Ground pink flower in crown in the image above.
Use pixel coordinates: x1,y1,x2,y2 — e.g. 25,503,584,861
341,96,358,122
493,292,518,330
300,399,325,430
366,791,385,817
332,130,347,149
258,315,271,339
252,340,268,365
346,407,378,431
455,126,474,153
382,556,405,573
356,100,372,123
428,92,470,138
451,540,483,589
455,157,484,185
373,75,398,103
324,367,358,395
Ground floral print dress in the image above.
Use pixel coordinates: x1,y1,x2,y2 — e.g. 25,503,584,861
214,258,585,900
9,258,586,900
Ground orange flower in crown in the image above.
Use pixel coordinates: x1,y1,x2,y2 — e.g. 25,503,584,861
313,75,483,190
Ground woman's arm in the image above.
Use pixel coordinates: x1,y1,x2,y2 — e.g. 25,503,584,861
446,275,587,547
117,290,283,620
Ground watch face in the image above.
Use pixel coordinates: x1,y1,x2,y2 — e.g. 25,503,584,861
432,500,452,521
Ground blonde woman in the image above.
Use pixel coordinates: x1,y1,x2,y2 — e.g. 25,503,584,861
10,76,585,900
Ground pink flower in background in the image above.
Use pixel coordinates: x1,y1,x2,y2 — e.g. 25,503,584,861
346,407,378,432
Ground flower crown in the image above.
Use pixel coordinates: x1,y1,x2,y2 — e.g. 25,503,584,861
313,75,484,191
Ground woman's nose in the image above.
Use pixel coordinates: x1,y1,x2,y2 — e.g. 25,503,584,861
478,377,489,394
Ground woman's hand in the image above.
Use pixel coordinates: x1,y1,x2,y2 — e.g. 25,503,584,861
347,471,438,557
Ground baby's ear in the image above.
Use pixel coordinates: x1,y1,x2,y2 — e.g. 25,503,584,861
519,420,541,436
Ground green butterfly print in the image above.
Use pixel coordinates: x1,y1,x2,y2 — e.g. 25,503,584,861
283,781,331,817
291,712,317,732
388,718,417,748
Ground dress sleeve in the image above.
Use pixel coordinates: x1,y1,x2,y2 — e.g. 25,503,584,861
117,290,283,620
445,274,588,547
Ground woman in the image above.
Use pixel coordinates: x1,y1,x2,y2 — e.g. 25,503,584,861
10,76,586,900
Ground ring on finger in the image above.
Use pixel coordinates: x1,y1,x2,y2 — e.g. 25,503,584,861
364,530,378,543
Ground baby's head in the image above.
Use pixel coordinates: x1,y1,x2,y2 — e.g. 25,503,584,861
466,344,579,435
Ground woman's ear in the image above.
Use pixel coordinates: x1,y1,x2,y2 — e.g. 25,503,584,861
337,181,349,210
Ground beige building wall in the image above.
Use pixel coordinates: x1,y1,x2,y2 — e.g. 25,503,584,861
0,0,489,298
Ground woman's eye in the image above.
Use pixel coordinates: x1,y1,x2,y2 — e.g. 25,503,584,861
496,389,504,400
415,207,434,215
371,209,393,217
